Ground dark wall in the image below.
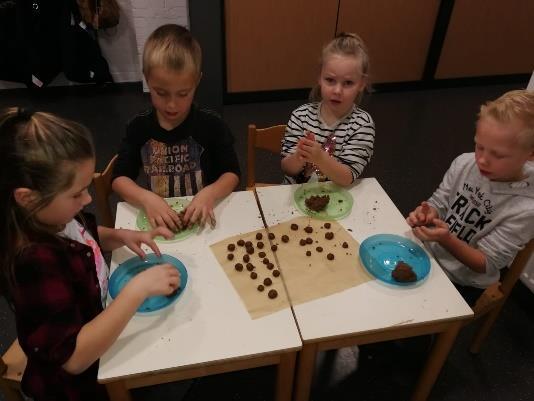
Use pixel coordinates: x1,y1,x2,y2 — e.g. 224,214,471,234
189,0,224,114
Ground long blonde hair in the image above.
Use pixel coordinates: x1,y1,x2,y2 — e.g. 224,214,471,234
0,108,94,293
309,32,370,106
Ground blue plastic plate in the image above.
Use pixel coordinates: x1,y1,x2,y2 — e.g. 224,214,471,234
108,253,188,313
359,234,430,286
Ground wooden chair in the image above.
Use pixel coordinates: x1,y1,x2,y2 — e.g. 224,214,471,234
246,124,286,190
92,155,117,228
0,339,26,401
468,239,534,353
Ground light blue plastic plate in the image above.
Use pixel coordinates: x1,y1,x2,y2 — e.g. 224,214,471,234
359,234,430,286
108,253,188,313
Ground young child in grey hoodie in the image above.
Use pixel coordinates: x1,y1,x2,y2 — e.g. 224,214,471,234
407,90,534,305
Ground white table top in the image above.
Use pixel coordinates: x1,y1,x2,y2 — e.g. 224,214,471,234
98,191,301,381
256,179,473,342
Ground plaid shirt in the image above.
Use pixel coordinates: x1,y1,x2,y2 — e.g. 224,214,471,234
12,214,109,401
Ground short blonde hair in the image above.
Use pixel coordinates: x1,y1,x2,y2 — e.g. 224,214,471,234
479,89,534,149
142,24,202,79
310,32,370,105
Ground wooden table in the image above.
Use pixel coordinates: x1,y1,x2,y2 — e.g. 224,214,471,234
98,191,302,401
255,179,474,401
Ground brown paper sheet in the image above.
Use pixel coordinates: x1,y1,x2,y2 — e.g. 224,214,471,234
210,228,290,319
210,216,371,319
267,216,372,306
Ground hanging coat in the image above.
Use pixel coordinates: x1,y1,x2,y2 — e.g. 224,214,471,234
0,0,112,88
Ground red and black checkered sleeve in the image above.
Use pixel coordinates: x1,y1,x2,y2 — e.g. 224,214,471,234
15,244,85,367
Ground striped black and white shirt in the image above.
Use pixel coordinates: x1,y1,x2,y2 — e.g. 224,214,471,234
281,102,375,184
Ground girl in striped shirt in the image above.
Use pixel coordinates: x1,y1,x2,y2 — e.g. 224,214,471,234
281,33,375,185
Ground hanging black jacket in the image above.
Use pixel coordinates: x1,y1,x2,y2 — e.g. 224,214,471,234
0,0,112,88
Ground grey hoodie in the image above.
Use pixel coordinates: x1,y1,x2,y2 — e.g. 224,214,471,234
426,153,534,288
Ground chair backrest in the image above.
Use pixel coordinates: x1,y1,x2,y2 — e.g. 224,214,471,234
473,239,534,317
500,239,534,295
92,154,117,228
469,239,534,353
246,124,286,189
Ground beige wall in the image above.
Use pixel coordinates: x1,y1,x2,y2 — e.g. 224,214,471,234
337,0,440,83
225,0,337,92
436,0,534,78
225,0,534,92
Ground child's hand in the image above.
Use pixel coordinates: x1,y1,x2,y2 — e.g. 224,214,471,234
182,187,216,229
294,131,316,162
412,218,450,242
142,192,184,232
406,201,439,227
119,227,174,259
129,263,181,298
298,135,326,165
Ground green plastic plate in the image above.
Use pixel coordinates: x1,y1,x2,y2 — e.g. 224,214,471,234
136,198,199,242
293,182,353,220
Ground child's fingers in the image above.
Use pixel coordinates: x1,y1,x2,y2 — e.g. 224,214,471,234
412,227,423,240
144,238,161,257
151,226,173,239
418,225,431,236
130,244,146,260
187,208,202,227
209,211,216,229
182,206,194,225
421,202,433,223
407,211,422,226
168,210,183,230
413,227,428,241
148,264,180,296
163,263,180,278
160,213,180,232
200,211,209,227
199,208,215,228
168,272,181,293
432,218,448,229
152,214,174,231
406,214,417,227
300,147,312,159
421,201,430,213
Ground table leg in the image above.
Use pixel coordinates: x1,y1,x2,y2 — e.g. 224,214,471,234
411,321,462,401
294,343,318,401
275,351,297,401
105,380,132,401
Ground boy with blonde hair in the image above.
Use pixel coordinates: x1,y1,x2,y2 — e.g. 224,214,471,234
407,90,534,305
112,24,240,230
